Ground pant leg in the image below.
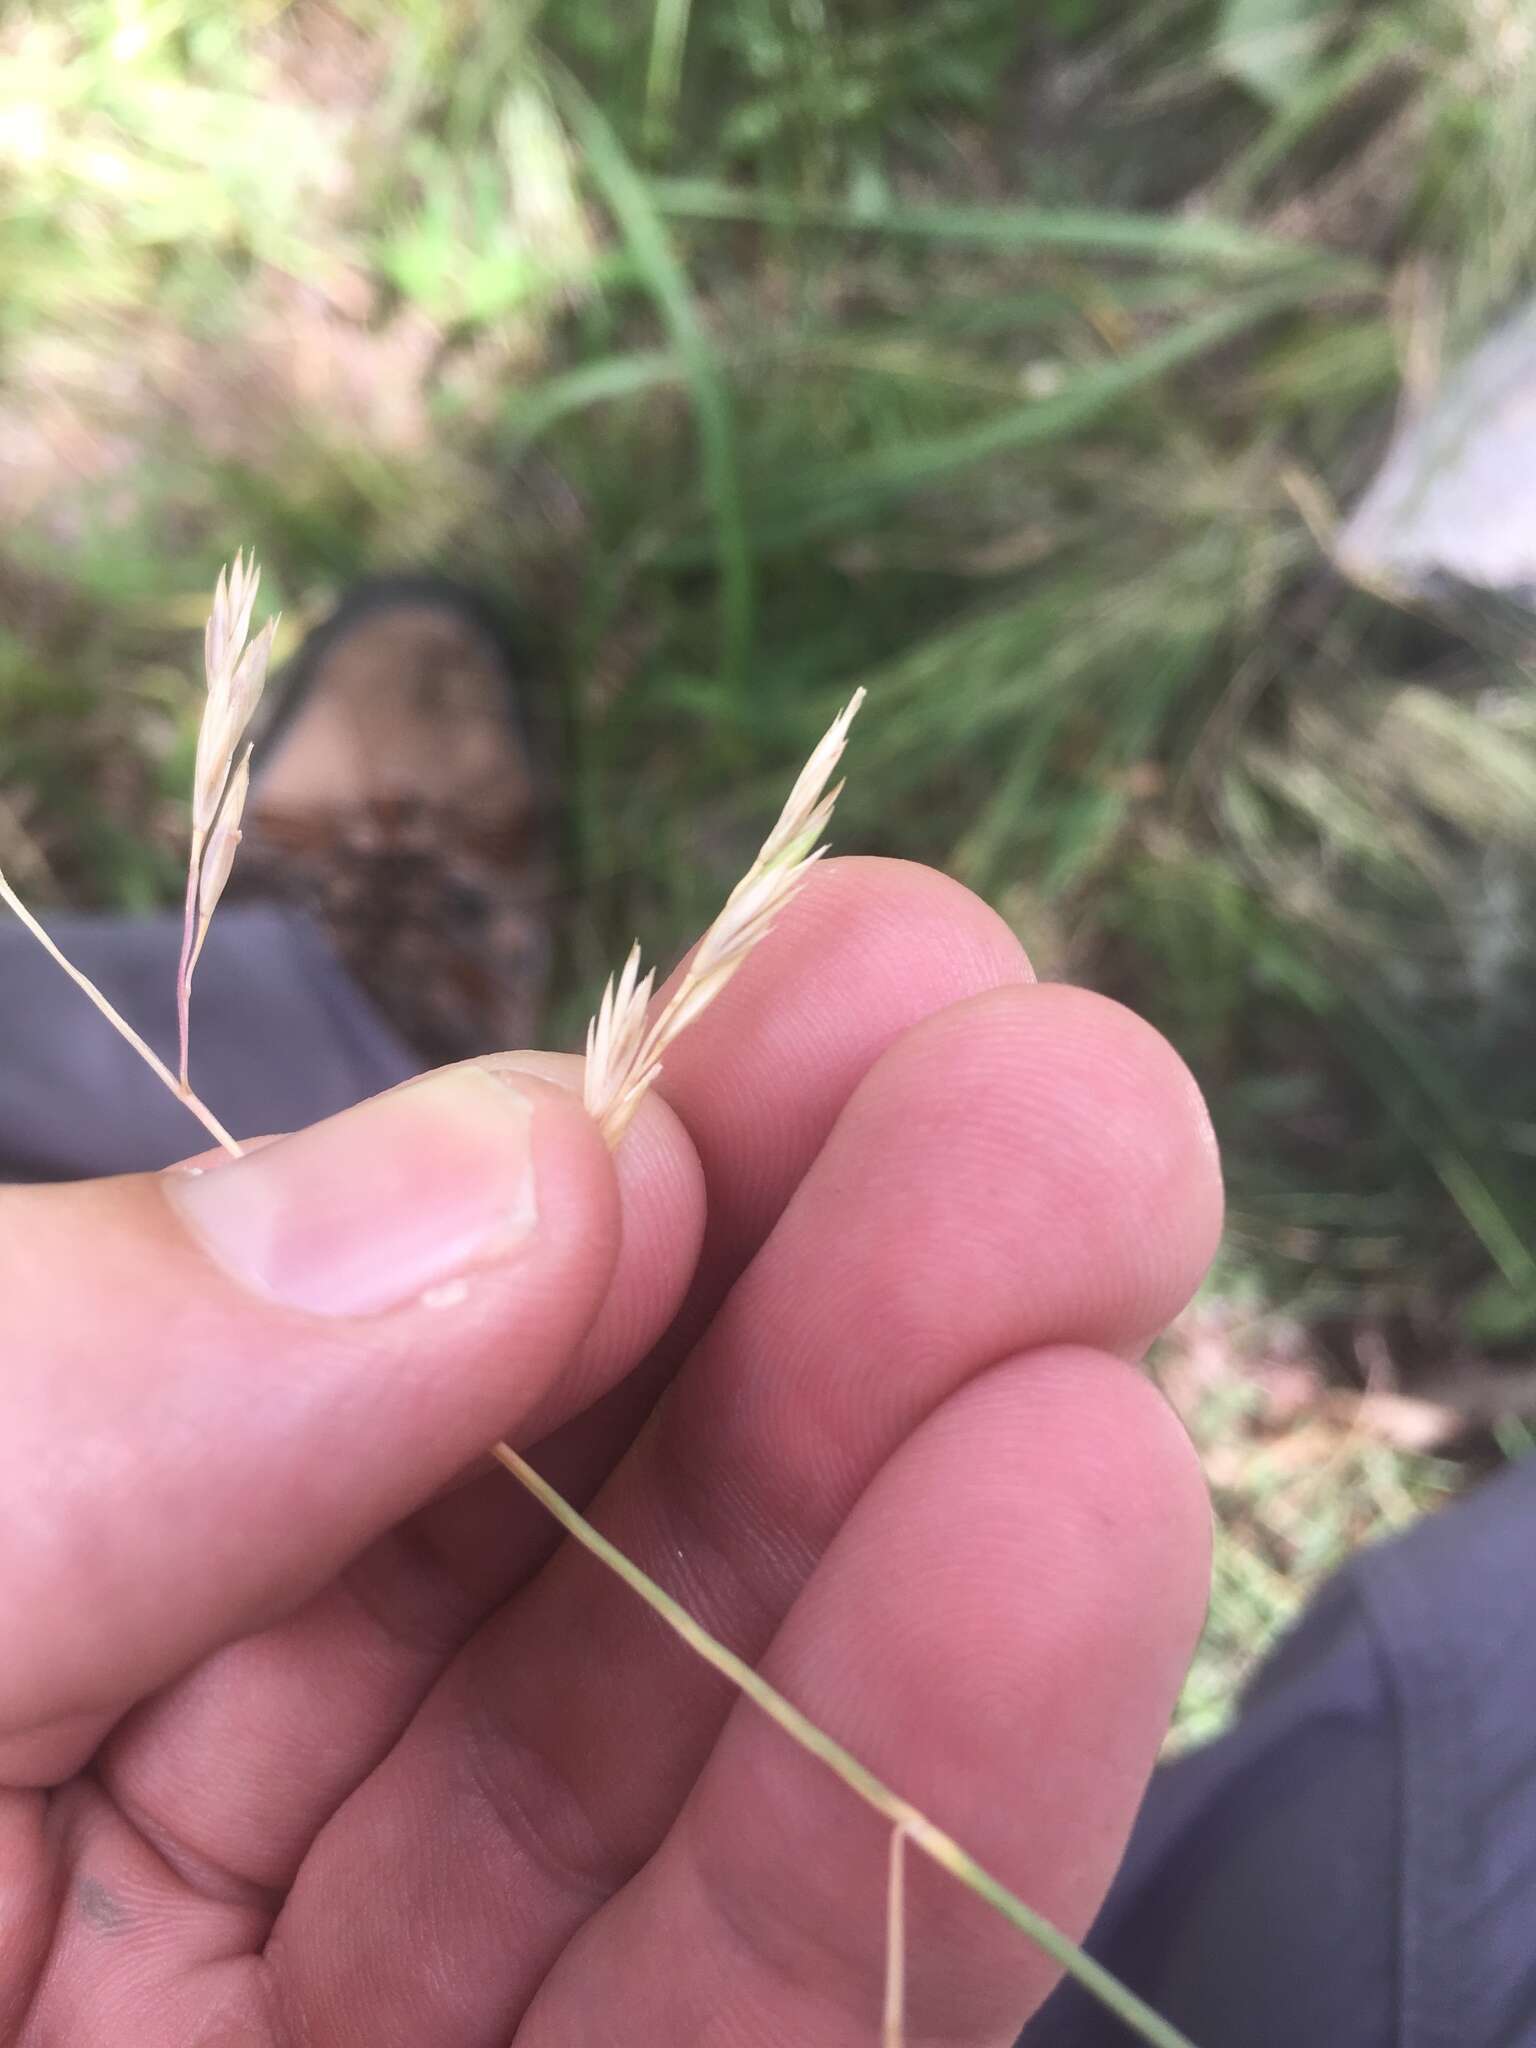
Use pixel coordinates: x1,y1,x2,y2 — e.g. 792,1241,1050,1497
1023,1454,1536,2048
0,906,419,1180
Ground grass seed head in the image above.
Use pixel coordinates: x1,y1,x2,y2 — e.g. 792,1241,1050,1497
189,744,253,973
179,556,277,1086
193,553,276,836
582,691,864,1145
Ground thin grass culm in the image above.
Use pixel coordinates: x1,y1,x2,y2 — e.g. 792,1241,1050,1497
884,1822,909,2048
5,612,1199,2048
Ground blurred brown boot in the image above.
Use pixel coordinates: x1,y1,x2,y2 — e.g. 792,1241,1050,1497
238,579,552,1065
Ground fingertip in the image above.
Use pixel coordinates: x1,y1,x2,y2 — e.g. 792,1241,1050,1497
862,980,1225,1354
1039,981,1224,1315
837,1343,1210,1737
476,1052,704,1233
511,1067,628,1291
474,1053,708,1414
964,1344,1213,1673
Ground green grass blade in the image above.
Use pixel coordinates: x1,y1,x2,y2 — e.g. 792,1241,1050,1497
503,349,685,443
1214,14,1412,207
556,78,754,692
651,177,1371,278
644,0,694,156
715,280,1335,554
1339,990,1536,1295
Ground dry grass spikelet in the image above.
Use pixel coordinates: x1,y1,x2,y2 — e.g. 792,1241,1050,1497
195,552,268,830
583,688,865,1145
178,552,278,1084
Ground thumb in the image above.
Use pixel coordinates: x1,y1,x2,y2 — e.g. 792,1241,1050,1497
0,1066,620,1745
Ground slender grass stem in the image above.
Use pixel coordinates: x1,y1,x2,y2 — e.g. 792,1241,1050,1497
0,869,242,1158
883,1822,908,2047
643,0,693,156
556,73,754,694
176,832,204,1091
649,176,1376,280
490,1441,1202,2048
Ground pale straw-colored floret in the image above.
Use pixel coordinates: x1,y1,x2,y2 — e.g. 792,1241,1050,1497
189,744,253,977
583,688,865,1146
583,942,661,1141
178,554,278,1084
193,553,272,832
755,688,863,868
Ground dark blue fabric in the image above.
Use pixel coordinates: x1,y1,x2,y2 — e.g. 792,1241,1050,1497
0,906,418,1179
1025,1454,1536,2047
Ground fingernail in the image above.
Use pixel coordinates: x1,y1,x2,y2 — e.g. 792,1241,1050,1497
165,1069,539,1316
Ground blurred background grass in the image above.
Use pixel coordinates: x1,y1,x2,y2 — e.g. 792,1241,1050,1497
4,0,1536,1735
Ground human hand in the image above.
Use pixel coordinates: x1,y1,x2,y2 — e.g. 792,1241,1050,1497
1,858,1220,2046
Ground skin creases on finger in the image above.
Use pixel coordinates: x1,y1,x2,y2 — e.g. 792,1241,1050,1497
512,1347,1211,2047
